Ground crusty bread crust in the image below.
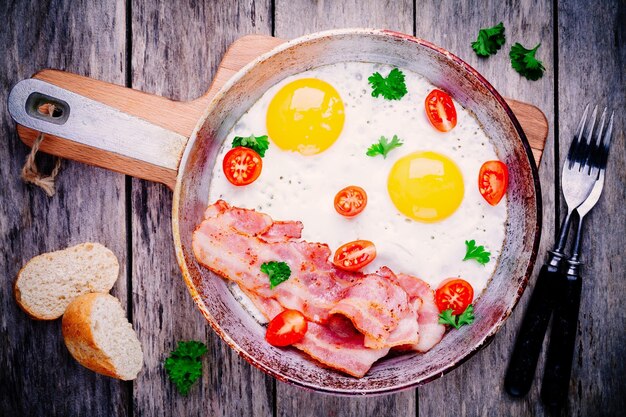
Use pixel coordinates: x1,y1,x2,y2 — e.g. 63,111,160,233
13,272,44,320
62,293,121,379
14,242,119,320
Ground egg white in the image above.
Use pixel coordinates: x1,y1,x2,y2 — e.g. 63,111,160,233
208,62,508,300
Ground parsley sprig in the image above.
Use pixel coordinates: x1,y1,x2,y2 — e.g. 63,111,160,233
509,42,545,81
232,134,270,157
164,341,208,396
261,261,291,289
366,135,403,159
472,22,506,57
368,68,408,100
463,240,491,265
438,305,475,329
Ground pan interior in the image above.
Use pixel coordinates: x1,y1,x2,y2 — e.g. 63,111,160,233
173,29,540,394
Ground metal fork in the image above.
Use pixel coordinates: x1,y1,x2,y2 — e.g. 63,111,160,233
553,105,604,262
541,109,614,407
504,105,608,397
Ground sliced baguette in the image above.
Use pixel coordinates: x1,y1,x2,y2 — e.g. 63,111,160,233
62,292,143,380
14,242,119,320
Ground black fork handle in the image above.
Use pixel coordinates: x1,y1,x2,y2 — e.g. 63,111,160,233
541,270,582,407
504,264,560,397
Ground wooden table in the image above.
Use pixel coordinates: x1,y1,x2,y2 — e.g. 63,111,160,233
1,1,624,416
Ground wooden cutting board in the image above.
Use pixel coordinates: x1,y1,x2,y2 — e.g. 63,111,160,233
16,35,548,187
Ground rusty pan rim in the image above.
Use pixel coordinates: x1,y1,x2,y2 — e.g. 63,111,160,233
171,28,542,395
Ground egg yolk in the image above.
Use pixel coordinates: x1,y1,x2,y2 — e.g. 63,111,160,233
387,151,464,222
266,78,345,155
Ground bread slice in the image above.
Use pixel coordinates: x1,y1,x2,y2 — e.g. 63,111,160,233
14,242,119,320
62,293,143,380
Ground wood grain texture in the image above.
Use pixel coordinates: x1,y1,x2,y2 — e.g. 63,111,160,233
274,1,417,416
17,124,179,188
415,1,557,416
3,1,624,416
506,99,547,164
555,0,626,415
0,1,129,417
129,1,275,416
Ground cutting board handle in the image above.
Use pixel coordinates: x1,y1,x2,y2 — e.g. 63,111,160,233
9,77,189,188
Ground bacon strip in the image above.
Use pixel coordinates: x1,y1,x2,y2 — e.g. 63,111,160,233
391,273,446,352
260,221,304,242
329,273,410,345
203,199,229,219
364,298,420,349
294,319,389,378
238,286,284,321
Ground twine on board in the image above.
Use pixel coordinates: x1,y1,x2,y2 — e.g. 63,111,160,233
20,103,62,197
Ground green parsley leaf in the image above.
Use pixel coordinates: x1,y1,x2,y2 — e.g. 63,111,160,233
368,68,408,100
457,304,475,327
164,341,208,396
471,22,506,57
232,134,270,157
438,309,457,327
463,239,491,265
366,135,404,159
509,42,545,81
261,261,291,289
438,305,475,330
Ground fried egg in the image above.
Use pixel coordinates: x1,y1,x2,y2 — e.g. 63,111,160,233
208,62,507,298
266,78,345,155
388,151,465,222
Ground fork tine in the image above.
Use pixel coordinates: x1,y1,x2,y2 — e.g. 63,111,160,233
598,111,615,172
587,107,607,177
575,105,598,172
567,104,590,169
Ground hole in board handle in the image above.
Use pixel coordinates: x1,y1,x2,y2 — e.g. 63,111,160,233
25,92,70,125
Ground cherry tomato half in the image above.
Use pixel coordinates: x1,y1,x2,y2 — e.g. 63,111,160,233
334,186,368,217
265,309,308,347
435,278,474,315
222,147,262,186
333,240,376,271
425,89,457,132
478,160,509,206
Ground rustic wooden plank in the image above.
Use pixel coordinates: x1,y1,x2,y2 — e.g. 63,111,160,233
415,1,557,416
0,1,128,417
273,1,416,416
555,0,626,415
129,1,275,416
275,0,414,38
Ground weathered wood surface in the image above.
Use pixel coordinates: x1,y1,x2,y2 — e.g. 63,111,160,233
556,2,625,416
0,1,129,416
1,1,624,416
